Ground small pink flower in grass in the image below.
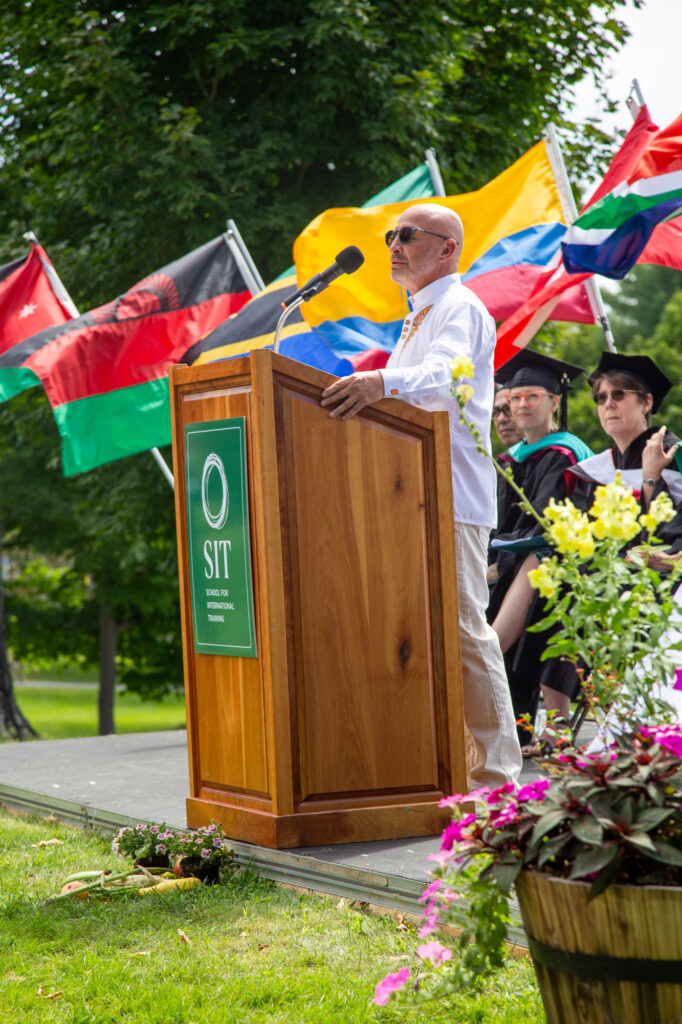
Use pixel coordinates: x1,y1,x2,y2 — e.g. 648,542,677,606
373,968,410,1006
155,843,167,855
440,887,459,905
416,941,453,967
213,838,223,849
201,847,212,859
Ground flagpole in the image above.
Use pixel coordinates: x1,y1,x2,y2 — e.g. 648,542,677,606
424,149,446,197
626,78,645,121
22,231,79,319
224,220,266,293
543,124,617,352
22,231,176,489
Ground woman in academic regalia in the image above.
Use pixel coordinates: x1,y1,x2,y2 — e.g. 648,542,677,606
570,352,682,560
487,349,593,752
570,352,682,727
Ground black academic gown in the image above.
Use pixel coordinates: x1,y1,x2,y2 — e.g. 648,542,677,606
571,427,682,552
488,440,584,742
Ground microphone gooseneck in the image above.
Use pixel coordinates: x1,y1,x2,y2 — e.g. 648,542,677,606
282,246,364,309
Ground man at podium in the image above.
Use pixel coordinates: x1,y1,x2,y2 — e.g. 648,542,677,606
321,203,522,790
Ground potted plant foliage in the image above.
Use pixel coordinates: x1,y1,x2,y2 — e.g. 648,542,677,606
168,823,232,884
112,822,174,869
374,364,682,1023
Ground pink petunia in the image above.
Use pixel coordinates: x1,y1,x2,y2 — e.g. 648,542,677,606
418,901,440,938
642,724,682,758
439,793,469,808
515,778,550,803
373,968,410,1006
486,782,516,805
416,941,453,967
440,814,476,852
426,849,453,868
419,879,442,903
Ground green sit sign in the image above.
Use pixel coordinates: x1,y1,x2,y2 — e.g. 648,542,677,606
185,418,257,657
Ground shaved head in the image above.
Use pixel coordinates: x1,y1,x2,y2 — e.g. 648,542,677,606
389,202,464,293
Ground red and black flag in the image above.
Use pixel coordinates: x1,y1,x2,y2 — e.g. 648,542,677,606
0,235,251,475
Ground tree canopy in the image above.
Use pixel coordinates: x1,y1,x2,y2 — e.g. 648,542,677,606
0,0,646,734
1,0,638,303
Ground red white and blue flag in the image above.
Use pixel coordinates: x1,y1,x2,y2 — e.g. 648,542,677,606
495,107,682,365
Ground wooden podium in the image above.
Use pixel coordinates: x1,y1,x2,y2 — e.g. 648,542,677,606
169,349,466,849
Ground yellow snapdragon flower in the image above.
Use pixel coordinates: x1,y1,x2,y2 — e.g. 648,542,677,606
589,476,641,542
639,491,675,532
451,356,474,381
528,563,558,600
456,383,474,405
542,498,595,560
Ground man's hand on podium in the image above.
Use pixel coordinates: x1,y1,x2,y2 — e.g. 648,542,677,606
320,371,384,420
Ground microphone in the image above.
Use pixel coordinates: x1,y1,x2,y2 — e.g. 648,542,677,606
282,246,364,309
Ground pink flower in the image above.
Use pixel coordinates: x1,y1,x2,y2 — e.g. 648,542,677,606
440,887,459,905
439,793,468,808
200,847,212,859
440,814,476,852
486,782,516,805
489,805,519,828
373,968,410,1006
426,849,453,868
419,879,442,903
418,901,439,937
642,724,682,758
416,941,453,967
515,778,550,803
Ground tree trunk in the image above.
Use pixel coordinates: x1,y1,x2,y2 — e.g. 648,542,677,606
98,604,120,736
0,499,37,740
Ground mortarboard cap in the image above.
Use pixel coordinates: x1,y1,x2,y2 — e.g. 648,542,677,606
587,351,673,414
495,348,584,393
495,349,585,432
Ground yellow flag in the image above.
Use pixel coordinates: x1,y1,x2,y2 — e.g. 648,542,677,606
294,141,564,328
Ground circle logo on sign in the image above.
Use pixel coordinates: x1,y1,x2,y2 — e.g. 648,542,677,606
201,453,229,530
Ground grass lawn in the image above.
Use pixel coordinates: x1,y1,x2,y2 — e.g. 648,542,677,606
0,811,545,1023
12,685,186,740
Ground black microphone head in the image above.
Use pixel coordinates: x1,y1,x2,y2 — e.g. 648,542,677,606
335,246,364,275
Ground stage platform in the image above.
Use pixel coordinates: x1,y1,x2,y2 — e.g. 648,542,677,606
0,729,551,939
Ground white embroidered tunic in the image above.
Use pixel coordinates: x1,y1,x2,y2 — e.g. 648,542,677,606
381,273,497,527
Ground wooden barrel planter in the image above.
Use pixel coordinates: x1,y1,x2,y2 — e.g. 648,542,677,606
515,871,682,1024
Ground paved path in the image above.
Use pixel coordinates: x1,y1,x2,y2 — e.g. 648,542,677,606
0,727,557,886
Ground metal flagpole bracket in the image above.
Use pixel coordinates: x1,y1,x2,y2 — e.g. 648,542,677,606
424,148,446,197
543,124,617,352
273,296,304,355
224,219,266,294
626,79,645,121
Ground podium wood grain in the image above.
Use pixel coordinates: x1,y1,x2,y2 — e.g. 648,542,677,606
170,350,466,848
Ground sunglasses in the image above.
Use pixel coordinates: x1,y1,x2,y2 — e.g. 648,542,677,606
492,404,512,419
593,388,641,406
508,390,553,406
385,226,450,247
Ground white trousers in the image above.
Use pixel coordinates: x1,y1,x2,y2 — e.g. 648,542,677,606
455,522,522,789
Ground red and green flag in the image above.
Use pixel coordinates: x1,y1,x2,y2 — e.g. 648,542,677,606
0,235,251,475
0,243,74,356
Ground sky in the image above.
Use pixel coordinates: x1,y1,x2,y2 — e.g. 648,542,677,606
571,0,681,134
